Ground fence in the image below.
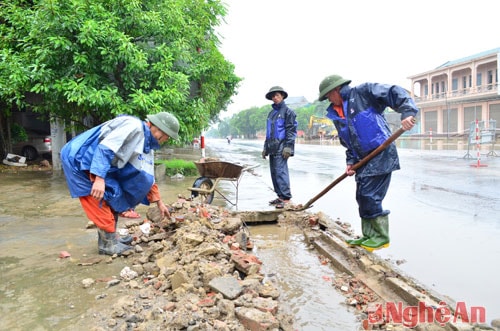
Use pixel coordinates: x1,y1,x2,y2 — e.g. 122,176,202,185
463,119,497,158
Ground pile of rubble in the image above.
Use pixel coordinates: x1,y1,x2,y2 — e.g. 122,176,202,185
82,197,472,331
82,197,296,331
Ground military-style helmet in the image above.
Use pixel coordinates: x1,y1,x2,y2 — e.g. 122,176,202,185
265,86,288,100
318,75,351,101
146,112,180,140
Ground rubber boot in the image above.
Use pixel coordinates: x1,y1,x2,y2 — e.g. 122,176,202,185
346,218,373,246
97,228,132,256
361,215,390,252
118,234,133,245
98,218,133,247
115,217,133,245
98,231,133,247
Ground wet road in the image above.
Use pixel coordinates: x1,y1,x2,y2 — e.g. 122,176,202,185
205,137,500,324
0,151,359,330
1,137,499,330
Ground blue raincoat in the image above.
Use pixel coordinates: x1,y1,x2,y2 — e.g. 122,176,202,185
326,83,418,177
264,101,297,156
61,115,159,213
263,101,297,200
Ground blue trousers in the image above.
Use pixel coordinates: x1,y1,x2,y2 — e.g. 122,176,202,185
269,154,291,200
355,173,391,219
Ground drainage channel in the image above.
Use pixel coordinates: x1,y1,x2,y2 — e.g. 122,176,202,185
246,222,361,330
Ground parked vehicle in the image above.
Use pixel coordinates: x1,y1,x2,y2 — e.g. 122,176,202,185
12,131,52,161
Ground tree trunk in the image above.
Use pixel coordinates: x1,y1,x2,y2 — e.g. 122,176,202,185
50,117,66,171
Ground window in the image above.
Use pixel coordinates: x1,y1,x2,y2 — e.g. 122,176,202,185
425,110,437,133
443,108,458,133
477,73,482,86
489,104,500,125
464,106,481,128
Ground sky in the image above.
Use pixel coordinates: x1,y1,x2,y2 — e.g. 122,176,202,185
216,0,499,116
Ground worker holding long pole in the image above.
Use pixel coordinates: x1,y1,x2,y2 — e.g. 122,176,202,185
317,75,418,252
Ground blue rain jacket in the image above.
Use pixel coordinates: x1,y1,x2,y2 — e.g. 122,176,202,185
264,101,297,156
326,83,418,177
61,115,160,213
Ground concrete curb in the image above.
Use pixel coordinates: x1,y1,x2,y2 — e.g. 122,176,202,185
301,212,492,331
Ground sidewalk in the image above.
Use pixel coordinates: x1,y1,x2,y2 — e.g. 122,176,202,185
301,211,498,331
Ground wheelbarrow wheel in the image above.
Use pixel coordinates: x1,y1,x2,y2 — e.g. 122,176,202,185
191,177,214,204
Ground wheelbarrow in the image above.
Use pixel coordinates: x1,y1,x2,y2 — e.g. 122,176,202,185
188,160,259,206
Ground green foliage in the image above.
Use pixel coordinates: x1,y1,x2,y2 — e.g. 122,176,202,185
228,106,268,138
10,123,28,143
295,101,329,131
0,0,241,145
211,99,330,138
157,158,197,176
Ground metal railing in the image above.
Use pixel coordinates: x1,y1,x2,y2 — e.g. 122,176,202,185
414,83,499,103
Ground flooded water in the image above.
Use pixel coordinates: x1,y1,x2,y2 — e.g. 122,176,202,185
1,136,499,330
0,170,194,330
249,225,359,330
205,137,500,325
0,150,360,330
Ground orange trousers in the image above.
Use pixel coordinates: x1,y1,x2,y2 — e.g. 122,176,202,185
79,196,116,233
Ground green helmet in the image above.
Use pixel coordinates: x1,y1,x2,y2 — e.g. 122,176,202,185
318,75,351,101
146,112,180,140
265,86,288,100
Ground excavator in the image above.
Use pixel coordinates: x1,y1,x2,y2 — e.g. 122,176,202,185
307,116,338,140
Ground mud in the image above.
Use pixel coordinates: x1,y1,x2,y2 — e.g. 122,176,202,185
0,158,360,331
1,144,499,331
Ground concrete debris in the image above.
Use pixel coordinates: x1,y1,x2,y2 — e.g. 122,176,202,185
76,198,494,331
80,200,295,330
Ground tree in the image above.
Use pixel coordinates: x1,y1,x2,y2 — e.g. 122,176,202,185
0,0,241,153
215,118,231,138
229,106,267,139
295,102,324,131
208,100,330,140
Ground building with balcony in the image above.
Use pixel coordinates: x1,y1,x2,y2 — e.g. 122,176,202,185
408,47,500,136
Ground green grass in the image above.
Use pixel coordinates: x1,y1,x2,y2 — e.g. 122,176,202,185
156,159,198,176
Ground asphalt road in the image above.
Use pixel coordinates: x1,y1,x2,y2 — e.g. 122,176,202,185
1,137,498,330
205,137,500,324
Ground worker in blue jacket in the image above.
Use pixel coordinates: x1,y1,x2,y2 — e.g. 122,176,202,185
262,86,297,209
318,75,417,251
61,112,180,256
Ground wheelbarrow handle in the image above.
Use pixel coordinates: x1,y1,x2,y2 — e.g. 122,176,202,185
298,128,406,211
242,164,260,172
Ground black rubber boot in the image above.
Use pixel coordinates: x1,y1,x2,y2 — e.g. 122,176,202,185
97,231,133,247
97,228,132,256
114,215,133,245
118,234,133,245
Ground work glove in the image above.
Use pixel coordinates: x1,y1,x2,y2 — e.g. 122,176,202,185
261,150,267,159
282,147,292,160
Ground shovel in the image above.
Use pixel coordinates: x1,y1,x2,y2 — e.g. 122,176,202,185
296,127,406,211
